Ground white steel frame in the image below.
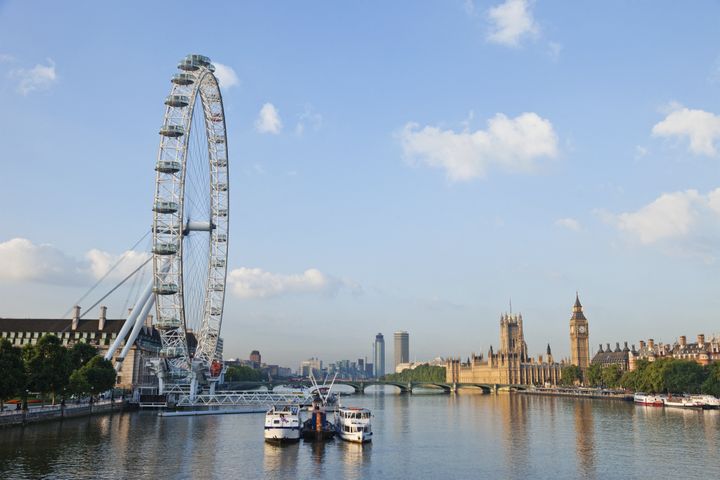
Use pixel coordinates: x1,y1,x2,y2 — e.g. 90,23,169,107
152,54,229,381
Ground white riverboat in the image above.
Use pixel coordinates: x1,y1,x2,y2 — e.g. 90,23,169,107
264,405,302,443
335,407,372,443
663,395,703,409
690,395,720,409
633,393,664,406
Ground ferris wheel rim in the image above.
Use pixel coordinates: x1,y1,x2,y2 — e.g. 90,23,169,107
151,54,229,380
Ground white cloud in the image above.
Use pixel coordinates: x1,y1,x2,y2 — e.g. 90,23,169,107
555,218,581,232
85,249,151,281
652,104,720,156
399,112,558,181
0,238,83,283
295,105,323,135
0,238,150,285
603,188,720,261
0,53,14,63
635,145,649,159
212,62,240,89
255,102,283,134
10,58,57,95
486,0,539,47
228,267,360,299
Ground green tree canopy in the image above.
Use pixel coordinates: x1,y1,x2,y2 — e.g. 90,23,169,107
601,365,622,388
24,334,72,404
70,342,98,370
225,365,263,382
586,363,602,387
560,365,582,386
0,339,26,411
382,365,446,383
662,360,705,394
69,356,116,396
701,362,720,397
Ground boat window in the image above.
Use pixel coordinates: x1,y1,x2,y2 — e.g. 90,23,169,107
273,420,280,424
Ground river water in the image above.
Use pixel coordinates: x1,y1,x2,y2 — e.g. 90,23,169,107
1,391,719,479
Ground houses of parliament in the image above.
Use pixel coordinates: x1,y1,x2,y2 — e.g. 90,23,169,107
446,294,590,386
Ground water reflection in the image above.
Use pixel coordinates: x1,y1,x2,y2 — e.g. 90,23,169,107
263,442,299,475
573,400,595,478
340,441,370,480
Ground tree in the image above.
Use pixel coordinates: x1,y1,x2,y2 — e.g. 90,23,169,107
225,365,263,382
24,334,72,404
560,365,582,386
0,339,26,411
69,356,116,396
70,342,98,370
382,365,446,383
601,365,622,388
586,363,602,387
701,363,720,397
662,360,706,394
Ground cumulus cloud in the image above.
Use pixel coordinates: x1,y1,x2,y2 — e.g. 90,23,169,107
652,104,720,156
0,53,14,63
602,188,720,261
555,218,581,232
399,112,558,181
0,238,150,285
255,102,282,134
295,104,323,135
228,267,360,299
486,0,538,47
213,62,240,89
85,249,151,281
10,58,57,95
0,238,83,283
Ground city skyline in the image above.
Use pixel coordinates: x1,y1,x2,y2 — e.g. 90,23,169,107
1,1,720,367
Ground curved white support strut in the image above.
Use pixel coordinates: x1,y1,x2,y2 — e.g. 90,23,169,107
104,279,154,361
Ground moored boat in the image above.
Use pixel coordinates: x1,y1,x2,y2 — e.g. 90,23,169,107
264,405,302,444
335,407,372,443
690,395,720,409
663,395,703,409
633,393,664,406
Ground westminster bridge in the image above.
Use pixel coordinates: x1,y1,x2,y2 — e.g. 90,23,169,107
222,380,529,394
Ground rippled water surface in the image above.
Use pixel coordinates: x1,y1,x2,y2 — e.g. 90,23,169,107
1,392,719,479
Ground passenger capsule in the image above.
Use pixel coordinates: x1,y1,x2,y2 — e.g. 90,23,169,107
165,95,190,108
171,73,195,85
159,125,184,137
152,243,178,255
155,317,181,329
214,182,228,192
160,346,184,357
214,208,228,218
153,201,179,214
213,158,228,167
215,233,227,243
155,160,181,174
153,283,178,295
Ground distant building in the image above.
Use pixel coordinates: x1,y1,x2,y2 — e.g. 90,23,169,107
374,333,385,378
299,357,323,377
0,305,181,390
447,311,563,386
250,350,261,365
394,331,409,370
591,342,631,371
629,335,720,370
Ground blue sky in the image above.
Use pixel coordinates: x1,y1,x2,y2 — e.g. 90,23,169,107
1,1,719,369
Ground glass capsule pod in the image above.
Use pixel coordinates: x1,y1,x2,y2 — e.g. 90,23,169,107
153,283,179,295
153,201,179,214
155,160,181,174
153,243,178,255
165,95,190,108
171,73,195,85
159,125,184,137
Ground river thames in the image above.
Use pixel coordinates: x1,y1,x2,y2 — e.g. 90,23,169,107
1,391,719,479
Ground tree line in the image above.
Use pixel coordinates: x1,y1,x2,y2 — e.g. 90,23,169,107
0,334,117,411
560,358,720,395
224,365,265,382
382,365,446,383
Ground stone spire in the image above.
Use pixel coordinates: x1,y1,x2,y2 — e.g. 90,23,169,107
572,292,586,320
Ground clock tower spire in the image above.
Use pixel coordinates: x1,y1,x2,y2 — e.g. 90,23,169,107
569,292,590,372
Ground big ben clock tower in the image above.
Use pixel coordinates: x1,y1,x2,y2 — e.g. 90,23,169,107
569,293,590,371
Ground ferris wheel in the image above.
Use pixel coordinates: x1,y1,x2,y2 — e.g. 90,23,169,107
152,54,229,383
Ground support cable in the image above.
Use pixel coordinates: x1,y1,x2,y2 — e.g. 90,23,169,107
61,230,151,318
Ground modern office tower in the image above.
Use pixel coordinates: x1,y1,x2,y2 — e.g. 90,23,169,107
394,331,409,369
374,333,385,378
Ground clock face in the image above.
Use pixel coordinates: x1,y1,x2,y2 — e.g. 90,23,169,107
578,326,586,334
